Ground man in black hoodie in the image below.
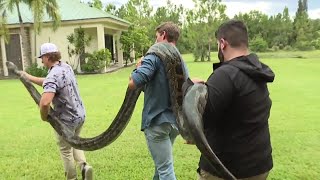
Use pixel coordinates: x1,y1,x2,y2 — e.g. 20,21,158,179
197,20,275,179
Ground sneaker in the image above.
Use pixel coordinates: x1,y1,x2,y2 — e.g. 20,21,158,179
81,163,93,180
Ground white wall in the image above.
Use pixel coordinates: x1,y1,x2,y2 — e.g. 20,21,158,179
30,21,125,69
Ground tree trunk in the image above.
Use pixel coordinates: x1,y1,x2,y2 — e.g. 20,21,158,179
16,2,31,69
201,45,205,62
208,42,211,61
75,55,81,73
79,48,86,71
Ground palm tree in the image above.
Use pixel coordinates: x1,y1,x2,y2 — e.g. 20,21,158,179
0,0,61,66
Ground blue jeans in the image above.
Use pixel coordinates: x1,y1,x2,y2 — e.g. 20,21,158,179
144,123,179,180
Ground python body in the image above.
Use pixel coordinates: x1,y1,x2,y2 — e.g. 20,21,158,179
7,42,236,179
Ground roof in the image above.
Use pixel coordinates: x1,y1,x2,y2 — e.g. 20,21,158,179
5,0,130,25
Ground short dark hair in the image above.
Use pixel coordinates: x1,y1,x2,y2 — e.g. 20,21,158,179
156,22,180,43
215,20,249,48
45,52,61,62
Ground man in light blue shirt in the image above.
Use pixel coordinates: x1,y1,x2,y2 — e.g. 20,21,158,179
128,22,189,180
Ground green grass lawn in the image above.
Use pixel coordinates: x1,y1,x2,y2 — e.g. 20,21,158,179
0,51,319,179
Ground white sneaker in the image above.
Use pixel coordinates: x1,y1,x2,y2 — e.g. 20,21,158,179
81,163,93,180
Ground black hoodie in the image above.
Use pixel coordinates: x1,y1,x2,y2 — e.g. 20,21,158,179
199,53,275,178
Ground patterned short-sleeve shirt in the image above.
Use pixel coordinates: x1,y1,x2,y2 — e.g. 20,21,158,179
43,61,86,128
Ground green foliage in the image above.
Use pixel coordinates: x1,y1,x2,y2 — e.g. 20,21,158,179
116,0,153,62
0,0,61,34
186,0,227,61
311,39,320,50
271,45,280,52
26,63,48,77
152,3,183,26
87,0,103,10
292,0,313,48
104,3,117,15
295,41,315,51
177,28,192,54
234,11,269,42
121,25,152,58
30,0,61,33
283,45,293,51
250,36,268,52
149,1,189,53
310,30,320,50
0,0,61,66
192,44,208,62
265,8,292,49
82,49,111,73
89,0,320,60
0,16,10,42
67,27,92,71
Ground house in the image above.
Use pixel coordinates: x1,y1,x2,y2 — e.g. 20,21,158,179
0,0,131,77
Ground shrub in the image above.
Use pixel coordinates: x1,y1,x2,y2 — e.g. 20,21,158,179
271,45,280,52
295,41,315,51
283,45,293,51
250,36,268,52
26,63,48,77
82,49,111,73
311,39,320,50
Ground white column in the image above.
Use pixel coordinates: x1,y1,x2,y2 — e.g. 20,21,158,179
116,31,123,66
1,36,8,76
19,34,25,71
97,25,105,49
30,29,37,64
97,25,106,72
112,34,116,63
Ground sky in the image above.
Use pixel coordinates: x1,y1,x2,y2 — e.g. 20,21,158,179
82,0,320,19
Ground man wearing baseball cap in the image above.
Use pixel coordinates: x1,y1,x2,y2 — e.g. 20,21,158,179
23,42,93,180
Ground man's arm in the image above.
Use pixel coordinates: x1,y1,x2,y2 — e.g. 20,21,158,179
128,56,144,90
41,73,59,121
128,76,136,89
128,55,157,90
22,72,45,86
39,92,55,121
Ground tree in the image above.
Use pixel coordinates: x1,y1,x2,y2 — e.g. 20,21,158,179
151,0,188,52
234,11,269,42
250,35,268,52
265,7,292,49
88,0,103,10
292,0,313,50
0,12,9,38
186,0,227,61
0,0,61,66
104,3,117,15
152,0,184,26
281,7,293,48
67,27,92,71
311,19,320,49
116,0,153,62
82,48,111,73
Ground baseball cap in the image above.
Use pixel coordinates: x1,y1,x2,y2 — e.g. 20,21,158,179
37,43,59,58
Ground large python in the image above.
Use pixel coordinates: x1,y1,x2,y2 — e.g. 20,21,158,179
7,42,236,179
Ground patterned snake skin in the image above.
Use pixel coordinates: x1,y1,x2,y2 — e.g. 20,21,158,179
6,42,235,179
6,61,143,151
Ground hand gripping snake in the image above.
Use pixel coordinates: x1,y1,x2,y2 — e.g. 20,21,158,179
6,42,236,179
